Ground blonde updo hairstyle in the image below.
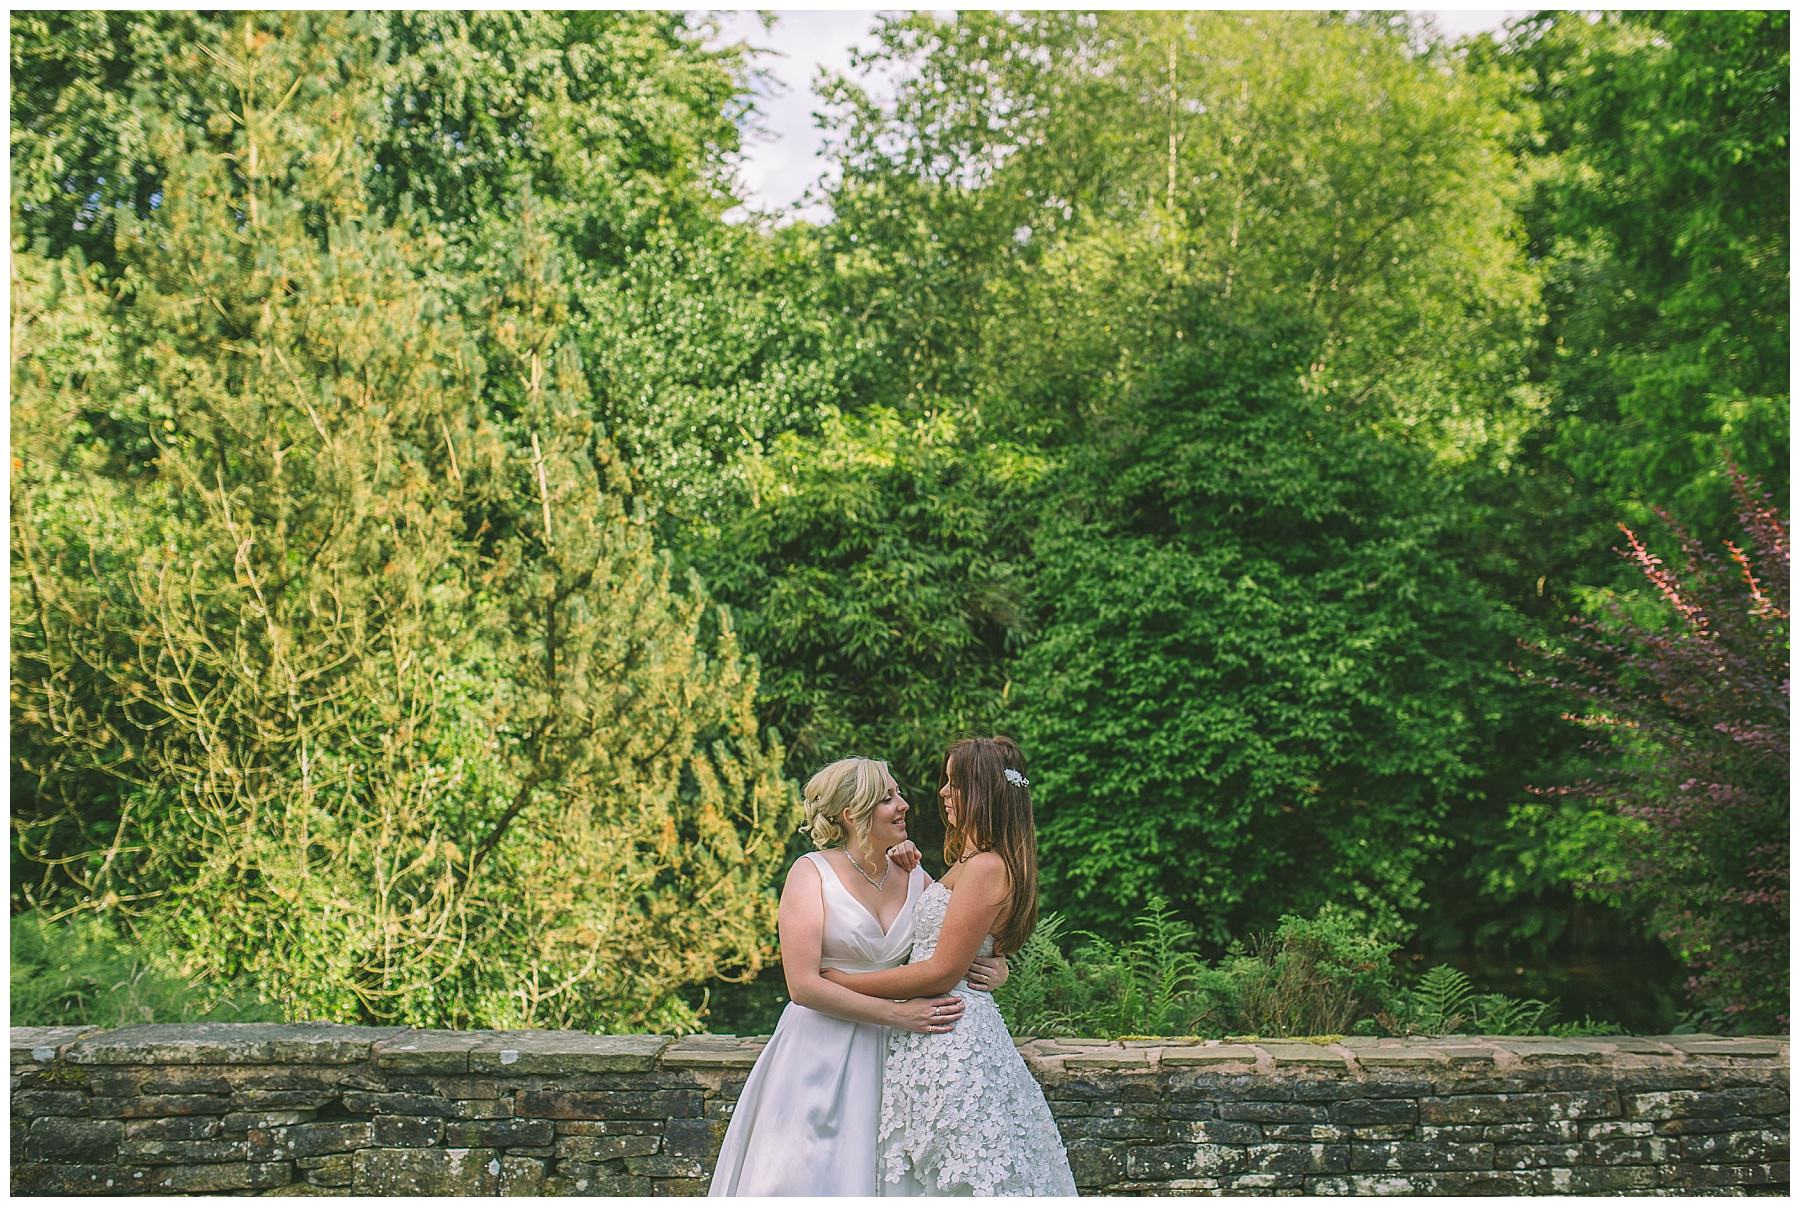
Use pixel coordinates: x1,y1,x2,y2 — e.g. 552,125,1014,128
800,756,892,851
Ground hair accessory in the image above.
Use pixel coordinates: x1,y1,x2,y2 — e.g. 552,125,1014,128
1003,767,1029,788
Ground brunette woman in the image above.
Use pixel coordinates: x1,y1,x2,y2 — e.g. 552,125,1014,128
820,738,1076,1196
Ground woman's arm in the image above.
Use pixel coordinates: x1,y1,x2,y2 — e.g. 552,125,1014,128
822,854,1009,998
780,857,967,1031
901,859,1007,992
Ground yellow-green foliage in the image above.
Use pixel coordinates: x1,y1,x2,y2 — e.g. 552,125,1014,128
11,13,795,1032
10,911,280,1028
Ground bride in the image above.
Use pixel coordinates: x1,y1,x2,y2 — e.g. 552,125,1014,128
708,756,1010,1196
821,736,1077,1196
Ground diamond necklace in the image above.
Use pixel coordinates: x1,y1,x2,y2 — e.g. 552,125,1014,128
844,849,890,891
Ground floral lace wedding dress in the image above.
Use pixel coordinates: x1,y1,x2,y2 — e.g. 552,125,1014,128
877,881,1078,1196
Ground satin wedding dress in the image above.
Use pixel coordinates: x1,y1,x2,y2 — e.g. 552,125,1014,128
877,881,1078,1196
708,851,925,1196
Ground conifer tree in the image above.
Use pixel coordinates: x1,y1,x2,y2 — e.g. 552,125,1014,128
12,11,792,1030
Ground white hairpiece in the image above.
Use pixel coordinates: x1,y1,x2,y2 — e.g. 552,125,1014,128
1003,767,1029,788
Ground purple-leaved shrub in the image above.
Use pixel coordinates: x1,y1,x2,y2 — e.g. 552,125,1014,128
1526,463,1788,1031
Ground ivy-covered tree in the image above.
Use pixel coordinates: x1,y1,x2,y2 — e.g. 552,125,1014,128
11,11,793,1031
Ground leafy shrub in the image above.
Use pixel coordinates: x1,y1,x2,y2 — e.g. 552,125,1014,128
1221,906,1403,1038
1525,464,1788,1031
11,911,279,1027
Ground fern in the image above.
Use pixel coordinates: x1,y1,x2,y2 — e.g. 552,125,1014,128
992,902,1625,1041
1409,964,1474,1034
994,910,1081,1037
1471,992,1552,1035
1121,897,1210,1035
995,896,1226,1038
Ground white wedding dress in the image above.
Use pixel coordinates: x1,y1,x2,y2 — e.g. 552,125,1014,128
708,851,925,1196
878,881,1078,1196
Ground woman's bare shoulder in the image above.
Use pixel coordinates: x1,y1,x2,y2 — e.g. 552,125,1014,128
951,851,1010,896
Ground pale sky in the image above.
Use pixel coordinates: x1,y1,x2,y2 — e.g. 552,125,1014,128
708,8,1532,224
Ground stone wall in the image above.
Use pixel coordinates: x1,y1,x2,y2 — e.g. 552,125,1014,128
11,1025,1788,1195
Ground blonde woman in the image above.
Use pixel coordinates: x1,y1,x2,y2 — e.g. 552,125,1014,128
708,757,1011,1196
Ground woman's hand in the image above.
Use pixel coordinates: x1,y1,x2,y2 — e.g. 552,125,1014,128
891,994,967,1035
886,840,922,872
965,954,1009,993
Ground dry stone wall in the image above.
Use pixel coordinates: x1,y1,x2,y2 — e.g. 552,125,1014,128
10,1025,1788,1196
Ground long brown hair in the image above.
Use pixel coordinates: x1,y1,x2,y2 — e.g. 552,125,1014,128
941,735,1039,955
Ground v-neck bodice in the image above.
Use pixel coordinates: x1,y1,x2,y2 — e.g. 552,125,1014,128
805,851,924,973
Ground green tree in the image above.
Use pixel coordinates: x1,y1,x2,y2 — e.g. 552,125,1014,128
1418,9,1791,963
357,11,837,540
584,222,852,537
817,10,1541,463
11,11,793,1031
10,10,747,278
11,10,213,273
771,10,1557,946
690,406,1046,849
1011,305,1523,943
365,10,745,265
12,10,794,533
1494,10,1788,533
